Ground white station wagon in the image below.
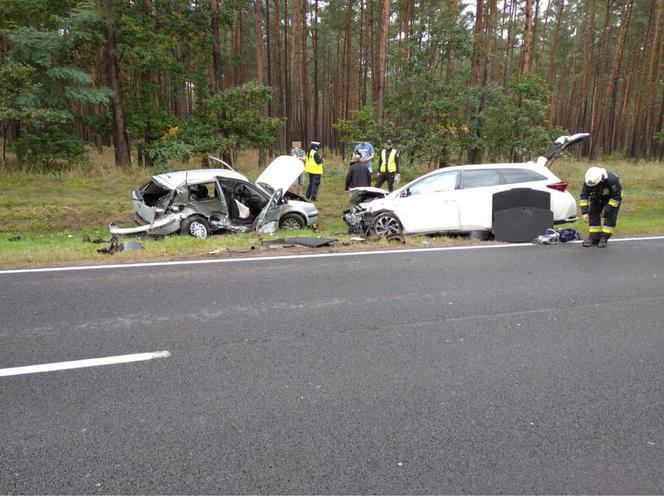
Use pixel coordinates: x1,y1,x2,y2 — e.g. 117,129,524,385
344,134,586,238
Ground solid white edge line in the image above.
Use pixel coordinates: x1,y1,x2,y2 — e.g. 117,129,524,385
0,350,171,377
1,235,663,276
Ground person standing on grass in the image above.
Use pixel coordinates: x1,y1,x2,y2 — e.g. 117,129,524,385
580,166,623,248
353,140,375,178
290,142,306,197
375,139,400,192
305,141,324,202
345,151,372,190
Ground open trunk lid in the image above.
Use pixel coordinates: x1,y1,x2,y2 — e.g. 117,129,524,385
537,133,590,167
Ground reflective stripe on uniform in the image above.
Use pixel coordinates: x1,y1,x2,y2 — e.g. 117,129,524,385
589,226,601,233
601,226,614,234
304,149,323,175
579,200,588,207
608,199,619,207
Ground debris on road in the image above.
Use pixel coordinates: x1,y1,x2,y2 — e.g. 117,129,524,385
95,236,143,254
262,237,337,249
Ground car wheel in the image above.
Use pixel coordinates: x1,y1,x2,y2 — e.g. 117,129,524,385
279,213,306,230
469,230,490,241
371,212,403,236
181,216,210,239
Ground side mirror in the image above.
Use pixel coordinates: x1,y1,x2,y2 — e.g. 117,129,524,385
400,188,410,198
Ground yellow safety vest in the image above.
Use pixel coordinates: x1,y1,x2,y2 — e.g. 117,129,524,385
380,149,397,173
305,149,323,175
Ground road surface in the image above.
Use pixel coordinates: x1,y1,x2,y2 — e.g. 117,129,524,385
1,239,664,493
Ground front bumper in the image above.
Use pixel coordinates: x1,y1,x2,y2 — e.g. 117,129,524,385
343,205,372,234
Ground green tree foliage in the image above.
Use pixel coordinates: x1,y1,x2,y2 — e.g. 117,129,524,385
180,81,283,159
1,4,112,168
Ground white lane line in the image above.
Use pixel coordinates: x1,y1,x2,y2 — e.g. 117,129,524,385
1,235,663,275
0,350,171,377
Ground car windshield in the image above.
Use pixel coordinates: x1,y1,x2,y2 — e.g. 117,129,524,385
257,182,273,194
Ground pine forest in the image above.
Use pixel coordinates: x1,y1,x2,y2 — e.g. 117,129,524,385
1,0,663,170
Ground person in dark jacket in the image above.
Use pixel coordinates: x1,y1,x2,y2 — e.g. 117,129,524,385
344,151,372,190
580,166,623,248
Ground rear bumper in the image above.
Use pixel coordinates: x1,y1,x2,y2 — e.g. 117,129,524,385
110,213,182,236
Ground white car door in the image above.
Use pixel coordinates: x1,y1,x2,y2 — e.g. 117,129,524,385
456,168,506,230
392,171,460,233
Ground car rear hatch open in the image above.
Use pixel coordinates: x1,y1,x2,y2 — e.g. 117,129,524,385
537,133,590,168
133,179,174,222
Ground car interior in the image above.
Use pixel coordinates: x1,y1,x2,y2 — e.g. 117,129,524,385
220,180,269,225
187,182,228,218
138,180,172,209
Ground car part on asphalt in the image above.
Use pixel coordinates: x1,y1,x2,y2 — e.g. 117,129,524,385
263,237,337,248
532,229,560,245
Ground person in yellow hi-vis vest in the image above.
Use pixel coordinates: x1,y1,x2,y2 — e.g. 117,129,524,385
375,139,400,192
304,141,324,201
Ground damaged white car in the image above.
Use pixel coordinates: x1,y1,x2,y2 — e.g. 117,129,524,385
110,155,318,239
344,133,587,238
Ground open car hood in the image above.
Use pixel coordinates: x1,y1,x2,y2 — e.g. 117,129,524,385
347,186,389,205
256,155,305,194
537,133,590,167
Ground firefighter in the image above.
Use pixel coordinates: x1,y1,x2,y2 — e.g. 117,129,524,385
580,166,623,248
375,139,400,192
304,141,324,201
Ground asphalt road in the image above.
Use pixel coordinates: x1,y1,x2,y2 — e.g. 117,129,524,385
1,239,664,494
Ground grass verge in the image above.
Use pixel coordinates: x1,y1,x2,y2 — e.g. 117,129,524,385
1,151,663,268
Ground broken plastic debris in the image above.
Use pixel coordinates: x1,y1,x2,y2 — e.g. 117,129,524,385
258,221,277,234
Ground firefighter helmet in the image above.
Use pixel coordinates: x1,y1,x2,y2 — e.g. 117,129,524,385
585,166,607,187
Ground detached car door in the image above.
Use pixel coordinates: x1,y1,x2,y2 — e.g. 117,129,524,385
392,171,460,233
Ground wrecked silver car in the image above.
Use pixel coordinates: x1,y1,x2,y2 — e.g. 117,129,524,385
110,155,318,239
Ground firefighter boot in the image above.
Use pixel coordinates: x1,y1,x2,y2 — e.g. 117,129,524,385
582,239,593,247
597,238,608,248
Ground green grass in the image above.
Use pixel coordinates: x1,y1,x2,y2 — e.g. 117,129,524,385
1,150,663,268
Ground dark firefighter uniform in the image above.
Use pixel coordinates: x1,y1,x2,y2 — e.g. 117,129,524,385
580,170,622,246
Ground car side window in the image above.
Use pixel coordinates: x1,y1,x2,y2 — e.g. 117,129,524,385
461,169,503,189
408,172,458,196
189,182,216,201
499,168,547,184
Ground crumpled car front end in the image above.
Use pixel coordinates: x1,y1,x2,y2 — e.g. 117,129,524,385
343,203,372,234
343,187,388,234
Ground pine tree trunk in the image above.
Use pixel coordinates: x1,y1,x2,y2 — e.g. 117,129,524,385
313,0,319,139
211,0,224,93
471,0,484,84
519,0,534,74
602,0,634,154
642,0,664,157
376,0,390,124
299,0,310,146
102,0,131,167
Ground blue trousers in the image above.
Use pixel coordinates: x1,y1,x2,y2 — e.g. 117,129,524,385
306,173,321,200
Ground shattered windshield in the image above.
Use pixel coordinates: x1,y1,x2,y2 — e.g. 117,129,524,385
257,182,273,194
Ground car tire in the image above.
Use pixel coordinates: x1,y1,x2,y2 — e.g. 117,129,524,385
371,212,403,236
279,213,306,230
469,230,490,241
181,216,210,239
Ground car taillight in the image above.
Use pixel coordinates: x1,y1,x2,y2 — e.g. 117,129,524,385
547,181,568,192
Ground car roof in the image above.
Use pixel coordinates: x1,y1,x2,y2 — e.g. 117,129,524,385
419,161,558,179
153,168,249,189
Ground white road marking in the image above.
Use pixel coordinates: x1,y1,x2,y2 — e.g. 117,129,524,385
1,235,663,275
0,350,171,377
